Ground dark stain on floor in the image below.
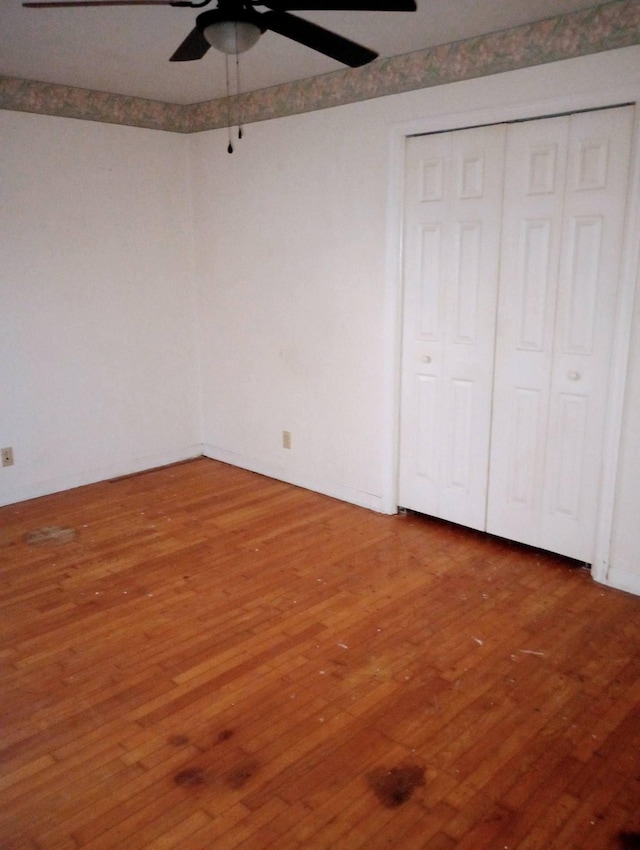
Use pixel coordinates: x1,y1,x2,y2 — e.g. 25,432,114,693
225,759,259,790
168,734,190,747
367,764,426,808
174,767,206,787
619,833,640,849
218,729,234,742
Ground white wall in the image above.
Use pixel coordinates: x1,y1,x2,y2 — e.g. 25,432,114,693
609,285,640,594
2,47,639,594
190,47,640,589
191,105,393,509
0,112,200,506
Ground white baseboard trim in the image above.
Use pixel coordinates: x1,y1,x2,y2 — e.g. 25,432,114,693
0,445,204,508
597,565,640,597
202,444,389,514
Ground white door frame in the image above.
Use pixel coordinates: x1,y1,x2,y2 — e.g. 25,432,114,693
383,86,640,586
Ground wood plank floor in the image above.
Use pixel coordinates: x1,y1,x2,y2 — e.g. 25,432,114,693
1,457,640,849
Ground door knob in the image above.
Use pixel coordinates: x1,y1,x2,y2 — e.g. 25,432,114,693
568,371,581,381
422,355,432,363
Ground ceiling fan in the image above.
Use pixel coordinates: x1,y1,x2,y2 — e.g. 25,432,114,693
22,1,418,68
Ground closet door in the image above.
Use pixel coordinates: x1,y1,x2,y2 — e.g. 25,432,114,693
398,124,506,530
487,107,634,561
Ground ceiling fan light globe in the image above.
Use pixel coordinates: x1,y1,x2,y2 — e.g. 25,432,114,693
203,20,261,54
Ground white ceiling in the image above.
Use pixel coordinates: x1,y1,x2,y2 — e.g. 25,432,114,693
0,1,604,105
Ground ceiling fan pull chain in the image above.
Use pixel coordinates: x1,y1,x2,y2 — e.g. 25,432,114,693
235,45,244,140
225,52,233,153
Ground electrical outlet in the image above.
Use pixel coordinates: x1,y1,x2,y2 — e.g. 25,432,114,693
282,431,291,450
1,447,14,467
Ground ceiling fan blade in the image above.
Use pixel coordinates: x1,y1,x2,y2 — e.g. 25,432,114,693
23,1,211,6
261,2,417,10
262,10,377,67
23,1,177,6
170,25,211,61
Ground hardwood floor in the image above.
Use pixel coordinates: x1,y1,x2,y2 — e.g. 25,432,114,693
1,457,639,849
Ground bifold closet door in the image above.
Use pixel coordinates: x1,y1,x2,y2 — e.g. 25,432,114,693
486,106,634,562
398,106,633,563
397,124,506,530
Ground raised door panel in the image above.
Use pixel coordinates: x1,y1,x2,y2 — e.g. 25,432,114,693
486,116,570,549
398,124,506,529
542,106,634,560
488,107,633,561
399,132,449,519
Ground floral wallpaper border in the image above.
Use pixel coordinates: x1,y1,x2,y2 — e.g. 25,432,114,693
1,0,639,134
0,77,189,132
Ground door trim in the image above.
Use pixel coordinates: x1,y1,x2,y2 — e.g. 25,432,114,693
593,104,640,584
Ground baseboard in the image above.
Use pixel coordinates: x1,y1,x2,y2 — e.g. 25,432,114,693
597,565,640,597
0,445,204,508
202,444,388,514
